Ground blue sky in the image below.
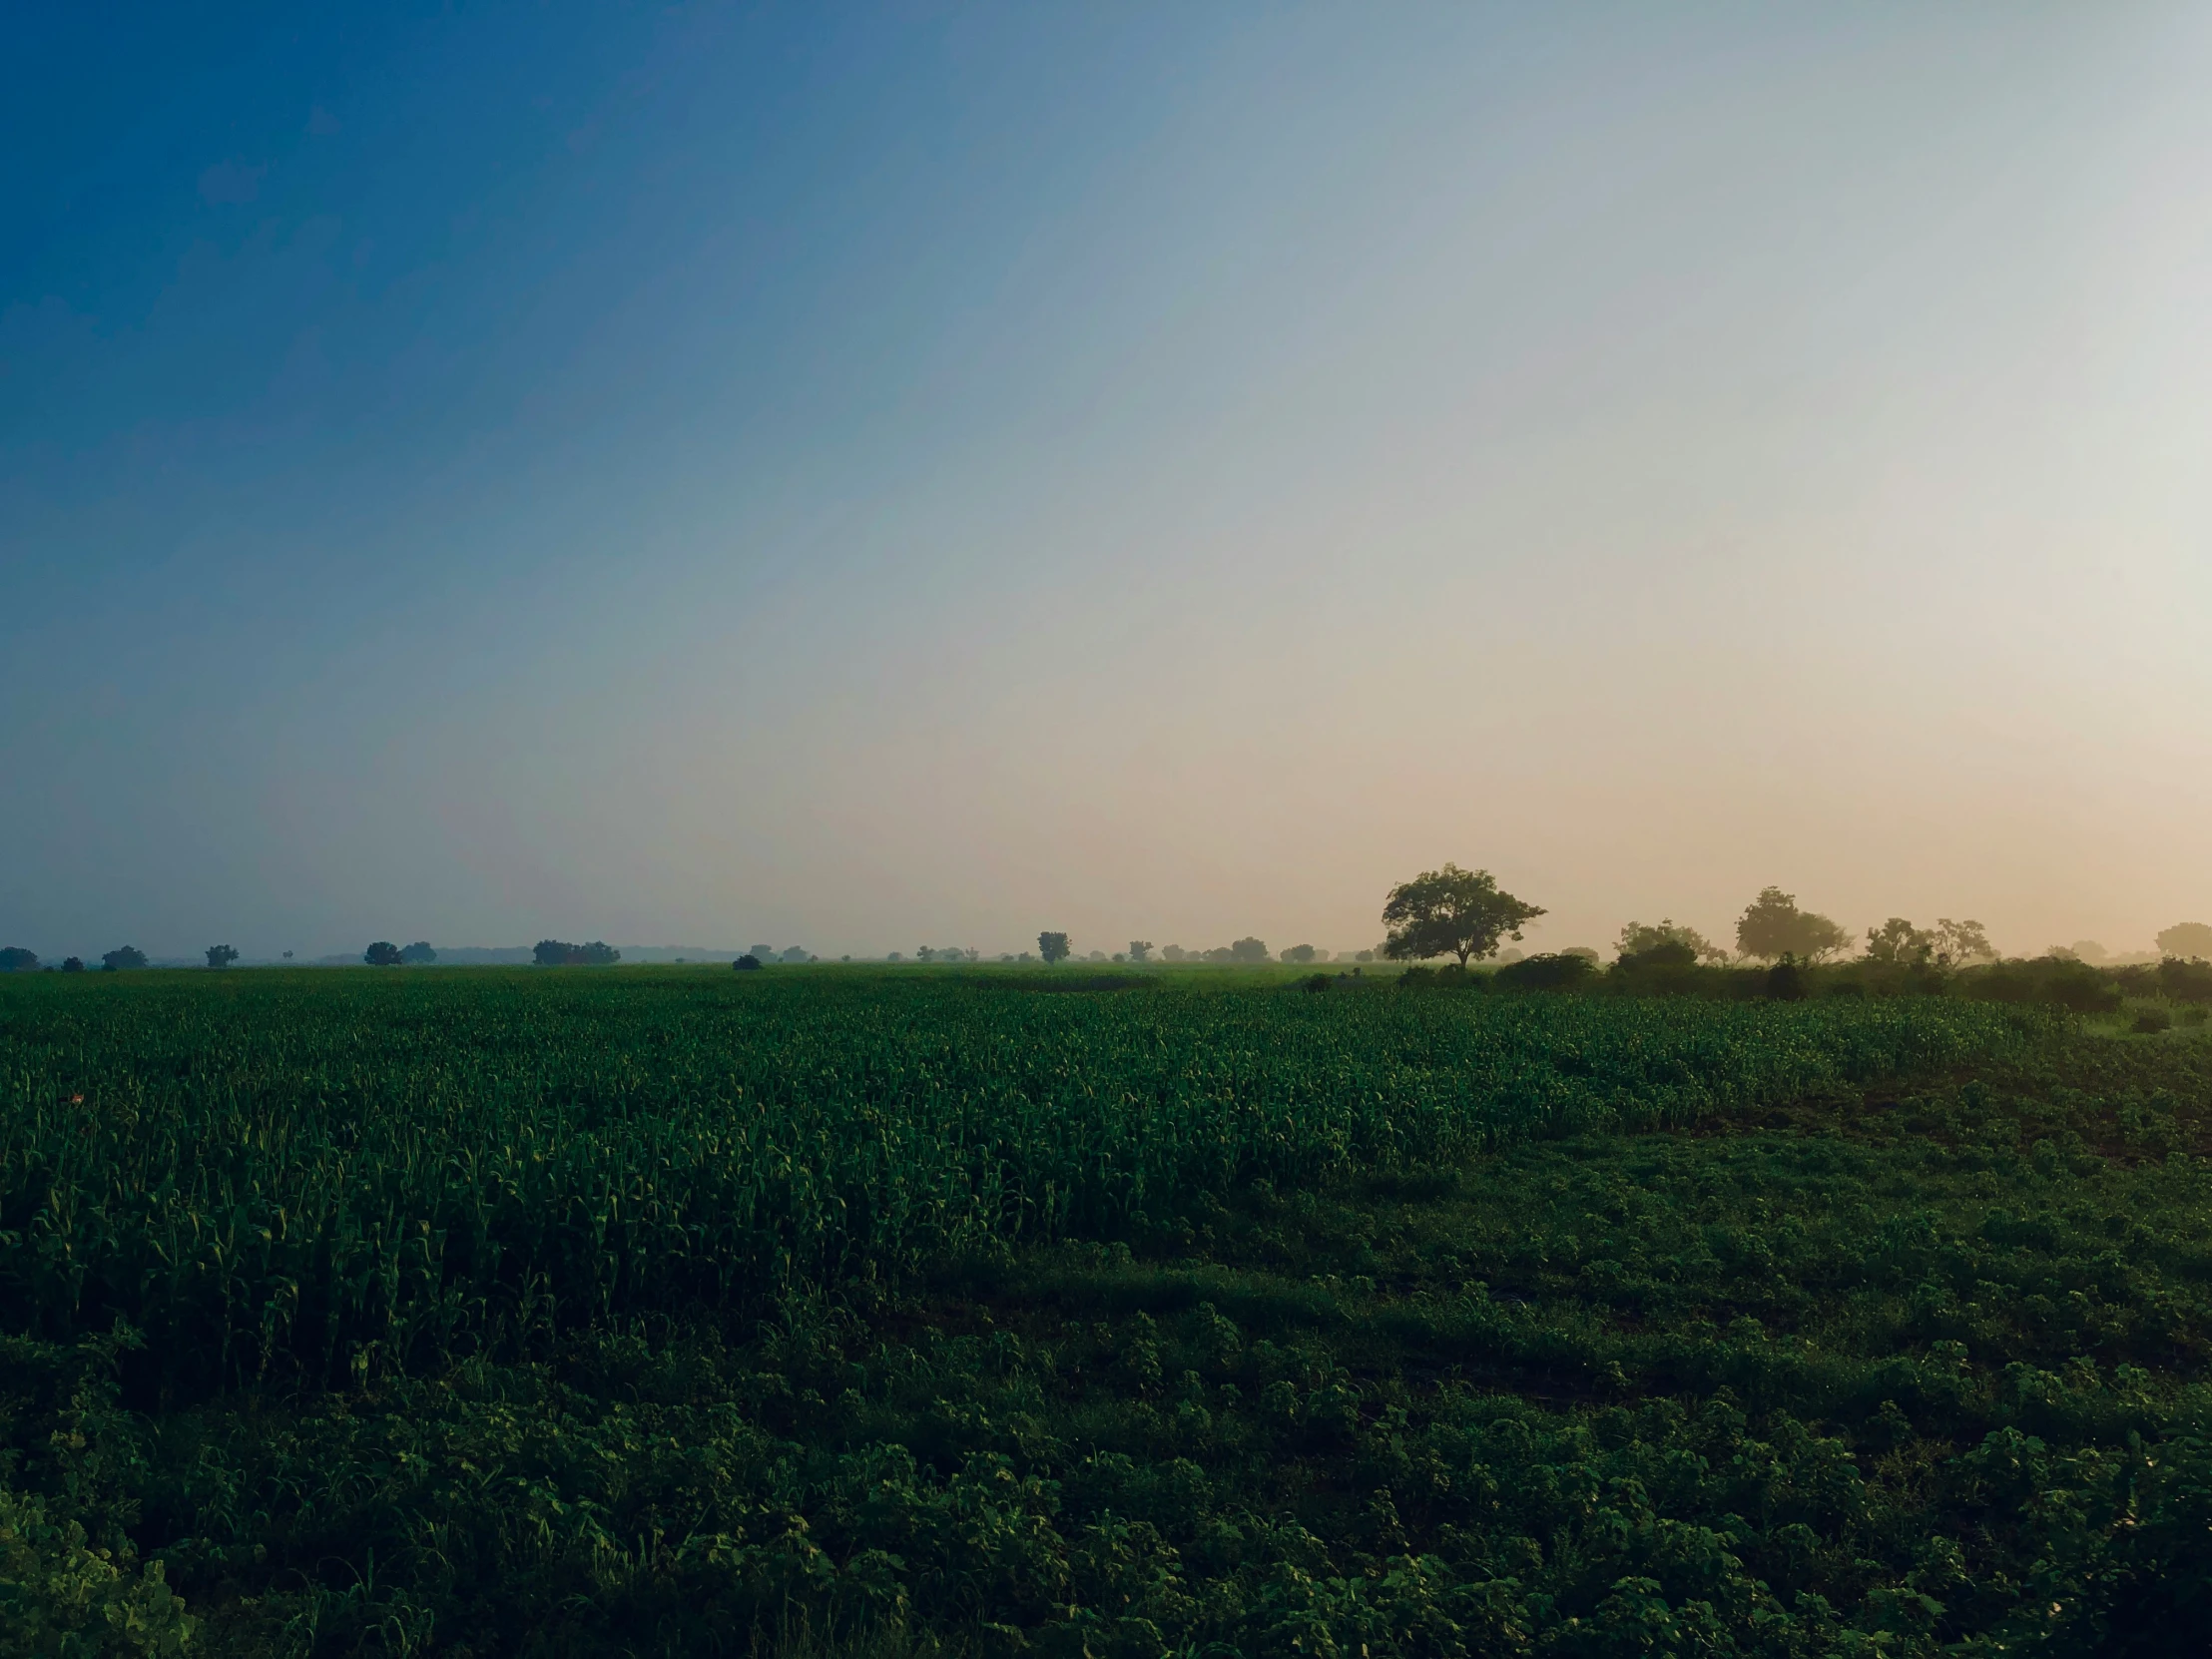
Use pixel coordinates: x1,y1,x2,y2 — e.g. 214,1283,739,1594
5,3,2210,961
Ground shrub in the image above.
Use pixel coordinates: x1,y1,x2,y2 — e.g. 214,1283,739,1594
2158,957,2212,1004
1616,939,1700,973
1967,958,2122,1014
735,955,764,971
1765,960,1809,1001
2133,1007,2173,1034
0,1483,198,1655
1495,952,1595,991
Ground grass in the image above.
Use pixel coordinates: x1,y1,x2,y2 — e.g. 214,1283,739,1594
1,967,2204,1654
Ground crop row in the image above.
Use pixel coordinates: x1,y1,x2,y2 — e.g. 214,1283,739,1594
0,971,2038,1392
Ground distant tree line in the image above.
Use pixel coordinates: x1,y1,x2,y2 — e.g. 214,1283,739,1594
0,946,147,972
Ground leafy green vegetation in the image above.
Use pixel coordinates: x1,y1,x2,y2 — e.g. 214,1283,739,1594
2,969,2205,1654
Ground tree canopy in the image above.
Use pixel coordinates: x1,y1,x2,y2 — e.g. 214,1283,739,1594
364,942,404,967
533,940,620,966
101,947,147,972
1037,932,1070,964
0,947,37,973
2158,921,2212,961
1382,864,1544,967
398,941,436,964
1933,918,1993,965
1863,917,1935,966
1615,919,1727,967
1734,887,1850,964
205,945,240,969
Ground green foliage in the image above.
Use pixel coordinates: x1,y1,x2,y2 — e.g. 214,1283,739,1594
363,940,403,967
0,972,2031,1401
2160,956,2212,1004
0,948,38,973
100,949,147,973
0,1006,2205,1655
10,970,2208,1654
1383,864,1544,967
0,1485,197,1655
1037,932,1071,964
1967,957,2124,1014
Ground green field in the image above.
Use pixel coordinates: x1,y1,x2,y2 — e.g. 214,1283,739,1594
2,968,2207,1655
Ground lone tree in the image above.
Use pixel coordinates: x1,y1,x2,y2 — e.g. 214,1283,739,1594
1382,863,1544,967
1932,918,1993,966
101,947,147,972
398,941,436,964
1734,887,1850,964
205,944,240,969
2158,921,2212,961
1281,943,1318,963
0,947,37,973
364,941,404,966
1127,941,1152,963
1230,937,1271,963
1038,931,1071,964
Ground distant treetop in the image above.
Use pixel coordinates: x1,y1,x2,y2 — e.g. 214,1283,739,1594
1616,919,1728,968
1734,887,1849,964
2158,921,2212,961
532,940,621,966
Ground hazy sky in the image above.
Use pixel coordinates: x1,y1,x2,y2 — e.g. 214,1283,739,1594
5,3,2209,962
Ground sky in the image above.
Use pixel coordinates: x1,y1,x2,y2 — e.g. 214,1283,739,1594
4,2,2210,963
